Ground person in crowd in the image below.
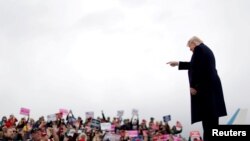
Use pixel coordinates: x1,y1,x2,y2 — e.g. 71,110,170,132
77,132,87,141
139,119,148,131
0,130,3,141
92,128,104,141
101,111,111,123
120,119,131,130
148,117,155,130
2,127,17,141
130,115,139,131
17,117,29,131
0,117,7,128
66,110,76,126
29,127,44,141
5,115,18,128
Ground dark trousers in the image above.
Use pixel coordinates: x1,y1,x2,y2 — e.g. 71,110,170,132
202,117,219,141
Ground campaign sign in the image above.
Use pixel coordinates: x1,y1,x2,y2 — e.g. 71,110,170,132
101,122,111,131
131,136,143,141
20,107,30,116
117,110,124,117
86,111,94,119
47,114,57,122
163,115,171,122
126,130,138,138
153,134,169,141
132,109,138,116
190,131,200,138
90,119,101,129
59,109,69,115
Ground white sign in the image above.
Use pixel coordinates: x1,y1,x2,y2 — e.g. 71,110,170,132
101,122,111,131
132,109,138,116
117,110,124,117
85,111,94,119
47,114,57,122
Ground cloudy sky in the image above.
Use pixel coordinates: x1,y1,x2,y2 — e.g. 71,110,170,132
1,0,250,138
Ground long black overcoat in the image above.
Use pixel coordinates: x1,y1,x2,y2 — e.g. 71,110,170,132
179,43,227,124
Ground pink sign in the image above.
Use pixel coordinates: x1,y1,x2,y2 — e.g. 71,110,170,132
20,107,30,116
153,134,181,141
111,124,115,132
190,131,201,138
59,109,69,115
126,130,138,138
153,135,165,141
173,136,182,141
159,134,169,140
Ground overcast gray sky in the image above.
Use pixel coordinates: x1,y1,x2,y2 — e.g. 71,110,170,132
1,0,250,138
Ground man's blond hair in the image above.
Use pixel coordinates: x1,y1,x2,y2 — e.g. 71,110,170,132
187,36,203,46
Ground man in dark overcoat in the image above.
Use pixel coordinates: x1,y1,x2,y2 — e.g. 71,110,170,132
167,36,227,141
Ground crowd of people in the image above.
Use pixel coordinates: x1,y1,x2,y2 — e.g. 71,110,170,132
0,110,194,141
